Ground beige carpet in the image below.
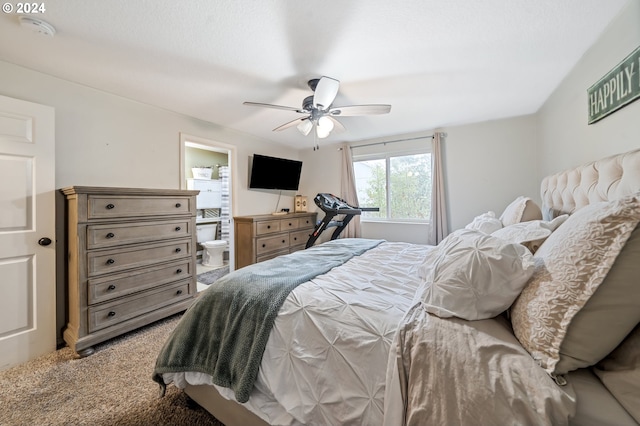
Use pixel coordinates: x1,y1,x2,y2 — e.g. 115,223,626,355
0,314,224,426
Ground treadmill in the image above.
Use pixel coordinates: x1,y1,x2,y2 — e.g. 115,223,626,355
305,193,379,248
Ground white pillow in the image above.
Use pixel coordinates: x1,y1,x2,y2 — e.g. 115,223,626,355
417,229,535,321
464,211,503,234
500,196,543,226
490,216,568,253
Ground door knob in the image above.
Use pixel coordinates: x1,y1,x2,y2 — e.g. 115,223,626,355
38,237,52,246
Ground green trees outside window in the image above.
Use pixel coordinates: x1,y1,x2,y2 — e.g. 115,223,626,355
354,152,432,221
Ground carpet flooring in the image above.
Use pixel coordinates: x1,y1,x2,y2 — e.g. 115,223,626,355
197,265,230,285
0,314,224,426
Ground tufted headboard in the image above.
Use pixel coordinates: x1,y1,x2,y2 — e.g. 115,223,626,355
541,149,640,219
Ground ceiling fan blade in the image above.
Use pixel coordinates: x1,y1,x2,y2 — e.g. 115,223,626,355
327,116,346,133
273,116,307,132
329,104,391,116
243,101,304,113
313,76,340,110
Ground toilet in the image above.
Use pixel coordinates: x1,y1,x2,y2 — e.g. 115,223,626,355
196,223,227,268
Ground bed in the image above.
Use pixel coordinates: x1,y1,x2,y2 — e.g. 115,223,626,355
153,149,640,426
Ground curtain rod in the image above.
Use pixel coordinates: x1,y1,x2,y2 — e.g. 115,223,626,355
341,132,447,150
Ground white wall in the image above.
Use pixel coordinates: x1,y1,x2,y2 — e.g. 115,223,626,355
0,60,301,217
445,115,539,231
299,115,538,242
536,0,640,178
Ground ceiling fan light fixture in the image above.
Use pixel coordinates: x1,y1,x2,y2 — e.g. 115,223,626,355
316,116,334,139
297,119,313,136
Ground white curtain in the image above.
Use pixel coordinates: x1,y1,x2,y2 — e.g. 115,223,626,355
340,144,361,238
428,132,448,245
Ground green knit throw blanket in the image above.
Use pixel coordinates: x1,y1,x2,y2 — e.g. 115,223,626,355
153,238,383,403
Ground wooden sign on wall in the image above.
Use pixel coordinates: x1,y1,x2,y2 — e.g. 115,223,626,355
588,45,640,124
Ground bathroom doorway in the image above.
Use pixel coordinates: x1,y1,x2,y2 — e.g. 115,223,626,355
179,133,236,290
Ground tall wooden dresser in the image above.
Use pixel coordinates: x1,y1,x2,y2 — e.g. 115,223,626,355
234,212,316,269
61,186,199,356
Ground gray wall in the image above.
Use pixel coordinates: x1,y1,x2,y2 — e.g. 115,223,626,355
536,0,640,177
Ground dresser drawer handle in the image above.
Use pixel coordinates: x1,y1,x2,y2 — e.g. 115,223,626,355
106,204,115,209
282,239,286,243
293,237,297,241
176,290,183,295
106,232,115,239
262,243,266,248
267,225,271,229
175,203,181,208
107,311,116,317
107,284,116,291
175,226,181,231
288,223,293,227
176,268,183,274
106,258,115,265
175,248,181,253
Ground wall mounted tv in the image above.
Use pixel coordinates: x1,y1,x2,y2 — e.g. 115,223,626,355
249,154,302,191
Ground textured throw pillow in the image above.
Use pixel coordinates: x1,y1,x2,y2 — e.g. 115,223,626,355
464,211,503,234
511,193,640,375
417,229,535,321
500,196,542,226
594,325,640,424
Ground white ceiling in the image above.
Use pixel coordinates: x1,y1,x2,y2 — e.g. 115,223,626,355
0,0,629,148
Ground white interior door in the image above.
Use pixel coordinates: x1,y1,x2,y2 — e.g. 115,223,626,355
0,95,56,371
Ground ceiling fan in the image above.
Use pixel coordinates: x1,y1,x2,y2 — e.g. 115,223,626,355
243,76,391,149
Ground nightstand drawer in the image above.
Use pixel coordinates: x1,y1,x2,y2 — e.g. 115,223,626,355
88,239,192,276
88,280,191,332
256,220,281,235
256,234,290,255
88,260,191,304
87,219,191,249
88,195,193,219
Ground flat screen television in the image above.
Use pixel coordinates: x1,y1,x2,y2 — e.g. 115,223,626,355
249,154,302,191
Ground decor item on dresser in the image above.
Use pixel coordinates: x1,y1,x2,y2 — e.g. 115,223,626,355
294,195,307,212
153,149,640,426
61,186,199,357
233,212,316,269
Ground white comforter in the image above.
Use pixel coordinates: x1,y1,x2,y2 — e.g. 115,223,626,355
166,241,576,425
167,241,429,425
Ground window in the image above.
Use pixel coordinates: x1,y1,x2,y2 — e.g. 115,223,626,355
353,143,432,222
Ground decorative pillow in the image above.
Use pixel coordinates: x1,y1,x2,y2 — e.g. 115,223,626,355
500,196,542,226
511,193,640,375
464,211,503,234
417,229,535,321
491,215,568,253
594,325,640,423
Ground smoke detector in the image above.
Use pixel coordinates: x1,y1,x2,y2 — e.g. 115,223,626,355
19,16,56,37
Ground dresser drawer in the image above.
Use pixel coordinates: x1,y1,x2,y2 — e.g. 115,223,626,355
88,260,191,304
87,219,191,249
289,229,309,247
88,239,192,276
256,233,290,255
88,280,191,332
280,218,299,230
88,195,193,220
298,215,315,229
256,220,281,235
257,249,289,263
